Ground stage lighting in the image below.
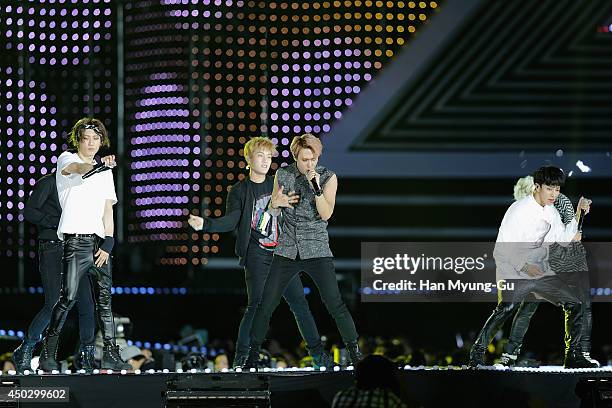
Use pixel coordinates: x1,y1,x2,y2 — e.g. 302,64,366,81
120,0,438,267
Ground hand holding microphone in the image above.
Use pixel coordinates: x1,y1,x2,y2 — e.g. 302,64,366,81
576,196,591,233
82,155,117,179
306,169,323,196
576,196,591,216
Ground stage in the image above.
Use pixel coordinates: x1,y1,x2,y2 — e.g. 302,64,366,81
2,366,612,407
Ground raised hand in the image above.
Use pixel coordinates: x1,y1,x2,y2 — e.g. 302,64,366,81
306,169,321,191
101,155,117,168
188,214,204,231
577,196,592,215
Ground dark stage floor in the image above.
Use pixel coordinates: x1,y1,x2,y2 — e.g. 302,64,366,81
2,366,612,408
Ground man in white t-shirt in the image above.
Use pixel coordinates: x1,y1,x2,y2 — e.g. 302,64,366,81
39,118,130,372
468,166,597,369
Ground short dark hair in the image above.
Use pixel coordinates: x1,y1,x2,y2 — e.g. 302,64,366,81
533,165,565,187
69,118,110,149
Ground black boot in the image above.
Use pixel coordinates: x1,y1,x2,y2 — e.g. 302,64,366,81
239,347,262,370
232,351,249,369
468,346,486,367
312,350,334,369
101,344,131,370
77,345,97,372
346,341,363,366
582,351,600,368
39,335,60,372
581,345,600,367
496,353,518,367
13,340,37,373
564,350,599,369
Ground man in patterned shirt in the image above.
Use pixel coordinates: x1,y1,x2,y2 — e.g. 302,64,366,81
188,137,330,368
242,133,362,368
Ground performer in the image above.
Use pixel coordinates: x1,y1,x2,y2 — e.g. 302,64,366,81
468,165,597,369
498,177,598,367
12,174,96,372
38,118,130,372
188,137,331,368
242,134,362,368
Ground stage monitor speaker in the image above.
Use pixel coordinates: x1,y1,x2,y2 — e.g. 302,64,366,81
165,373,270,408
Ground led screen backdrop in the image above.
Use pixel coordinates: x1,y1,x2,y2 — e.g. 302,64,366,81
0,1,116,285
1,0,440,283
122,0,439,272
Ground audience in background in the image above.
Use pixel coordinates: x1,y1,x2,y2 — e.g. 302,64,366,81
120,346,155,370
214,353,229,371
1,353,16,374
3,331,612,373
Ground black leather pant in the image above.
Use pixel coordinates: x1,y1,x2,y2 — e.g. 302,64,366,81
46,235,116,346
25,240,95,345
506,271,592,355
473,276,582,355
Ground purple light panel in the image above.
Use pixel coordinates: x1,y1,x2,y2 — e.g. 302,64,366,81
2,1,439,269
123,0,439,268
125,0,268,267
0,2,114,265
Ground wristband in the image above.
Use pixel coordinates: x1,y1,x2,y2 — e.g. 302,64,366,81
100,236,115,253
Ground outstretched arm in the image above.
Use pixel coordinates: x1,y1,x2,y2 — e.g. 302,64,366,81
61,155,116,176
188,184,242,233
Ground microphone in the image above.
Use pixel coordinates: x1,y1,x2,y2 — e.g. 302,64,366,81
82,162,113,179
308,173,322,196
577,208,586,232
576,197,590,232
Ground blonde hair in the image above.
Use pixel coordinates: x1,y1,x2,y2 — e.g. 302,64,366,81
243,137,277,163
290,133,322,159
513,176,535,201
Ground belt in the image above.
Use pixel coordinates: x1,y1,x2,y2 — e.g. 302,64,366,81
39,239,61,244
64,233,97,238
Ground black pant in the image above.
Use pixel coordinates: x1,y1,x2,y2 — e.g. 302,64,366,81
46,236,116,345
235,244,321,355
473,276,582,355
249,255,358,350
25,240,95,345
506,271,592,355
